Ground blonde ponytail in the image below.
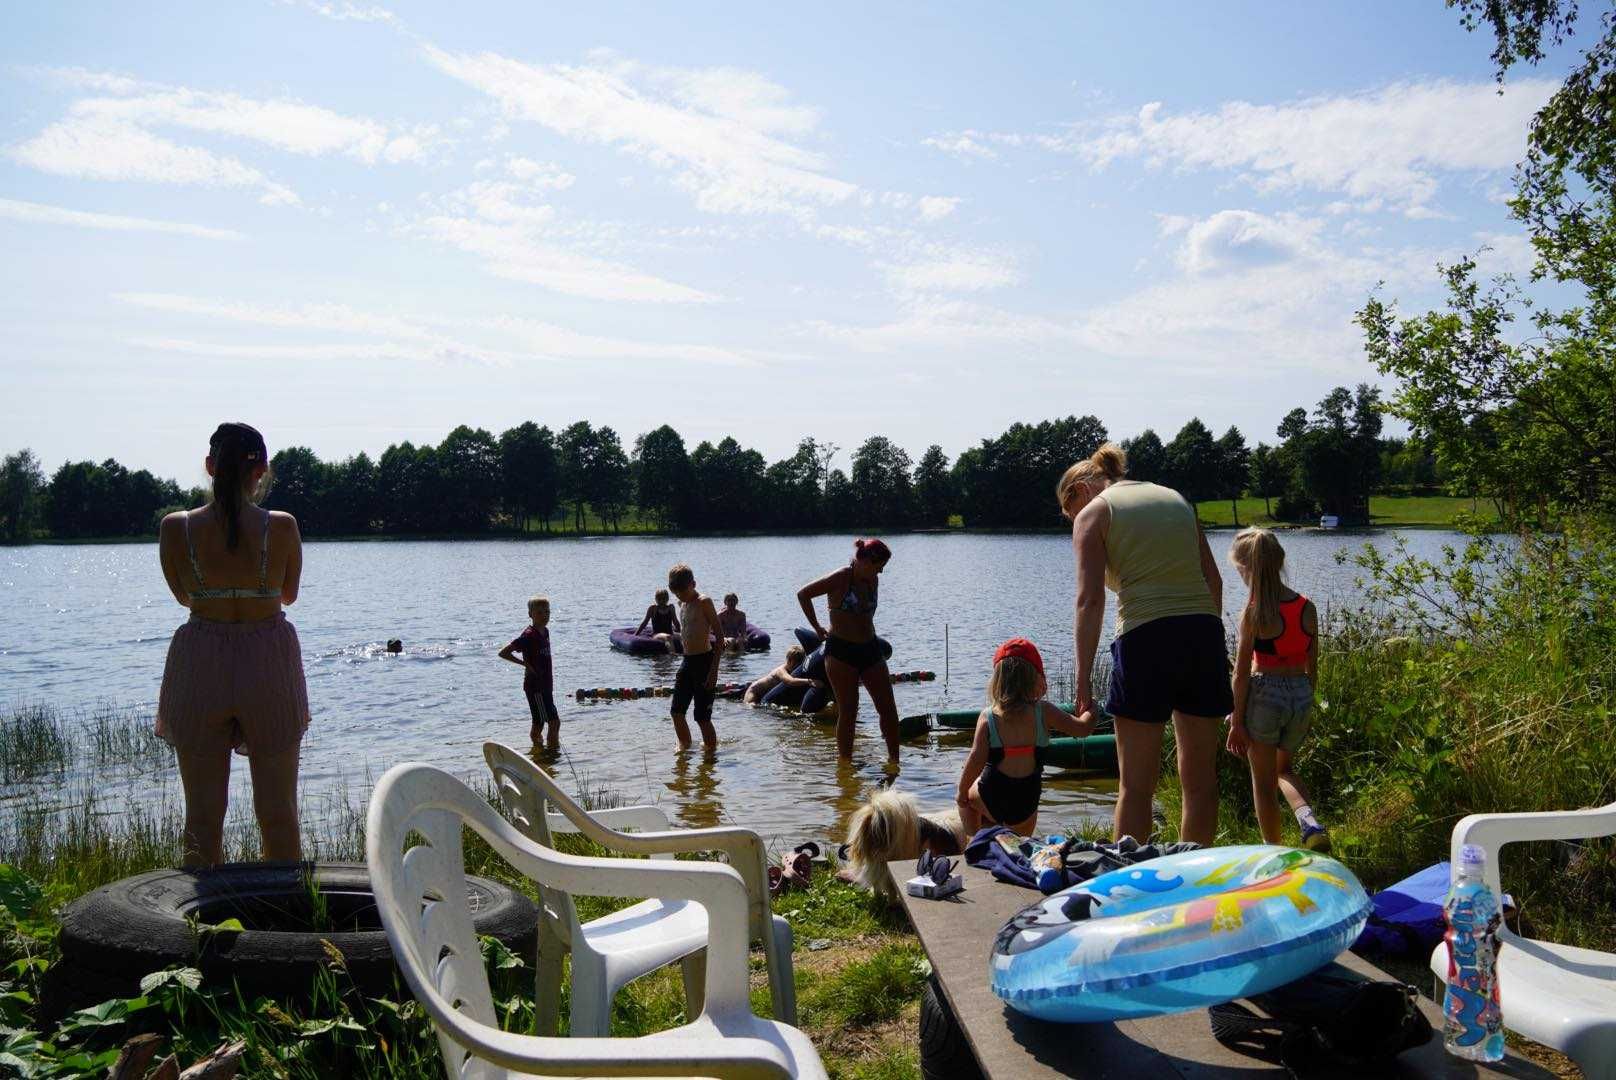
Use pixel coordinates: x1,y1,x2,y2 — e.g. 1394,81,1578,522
1056,442,1128,510
1231,527,1286,634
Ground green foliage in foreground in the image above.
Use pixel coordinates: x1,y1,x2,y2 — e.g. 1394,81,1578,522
0,778,930,1079
1164,517,1616,953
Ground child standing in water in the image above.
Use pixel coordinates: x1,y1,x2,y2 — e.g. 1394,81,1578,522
957,638,1096,836
1226,528,1330,850
668,564,720,750
634,588,680,651
498,596,557,748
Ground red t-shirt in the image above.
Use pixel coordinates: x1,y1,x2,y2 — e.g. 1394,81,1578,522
509,625,552,691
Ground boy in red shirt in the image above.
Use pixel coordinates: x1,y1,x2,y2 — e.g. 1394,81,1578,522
498,596,556,747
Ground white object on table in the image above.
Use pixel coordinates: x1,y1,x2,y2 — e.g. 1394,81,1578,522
907,873,963,900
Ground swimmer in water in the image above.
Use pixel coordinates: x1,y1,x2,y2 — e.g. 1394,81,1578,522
385,639,402,654
717,592,747,651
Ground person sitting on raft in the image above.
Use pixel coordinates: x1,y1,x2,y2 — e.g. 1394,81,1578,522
634,588,681,650
957,637,1096,837
743,643,814,704
717,592,747,650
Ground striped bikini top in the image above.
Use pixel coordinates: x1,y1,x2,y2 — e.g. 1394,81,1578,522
184,509,279,601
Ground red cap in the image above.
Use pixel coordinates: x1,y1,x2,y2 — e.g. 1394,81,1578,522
993,637,1043,676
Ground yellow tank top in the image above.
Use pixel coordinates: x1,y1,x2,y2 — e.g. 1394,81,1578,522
1096,481,1217,638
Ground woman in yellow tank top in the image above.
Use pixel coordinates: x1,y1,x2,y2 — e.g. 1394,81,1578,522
1057,442,1230,846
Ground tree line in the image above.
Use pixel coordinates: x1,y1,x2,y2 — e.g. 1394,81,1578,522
0,383,1448,542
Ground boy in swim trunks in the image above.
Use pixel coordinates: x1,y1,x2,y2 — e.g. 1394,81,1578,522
668,564,721,749
498,596,557,747
717,592,747,650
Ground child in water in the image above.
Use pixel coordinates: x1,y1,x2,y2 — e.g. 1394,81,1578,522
743,643,811,704
668,564,720,750
718,592,747,650
498,596,557,748
1226,528,1330,851
635,588,680,651
957,638,1096,836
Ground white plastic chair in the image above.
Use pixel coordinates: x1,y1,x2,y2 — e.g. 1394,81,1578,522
1429,800,1616,1075
482,742,796,1038
366,762,827,1079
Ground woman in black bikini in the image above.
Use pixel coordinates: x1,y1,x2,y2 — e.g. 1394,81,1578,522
634,588,680,650
796,538,900,763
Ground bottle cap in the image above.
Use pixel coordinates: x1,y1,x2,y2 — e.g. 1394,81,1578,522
1458,843,1487,869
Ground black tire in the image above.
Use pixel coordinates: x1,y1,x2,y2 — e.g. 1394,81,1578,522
44,861,537,1019
920,975,983,1080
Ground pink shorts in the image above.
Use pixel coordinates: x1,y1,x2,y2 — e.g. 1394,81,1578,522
157,613,310,757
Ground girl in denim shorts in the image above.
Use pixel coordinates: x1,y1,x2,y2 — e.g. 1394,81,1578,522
1226,528,1330,851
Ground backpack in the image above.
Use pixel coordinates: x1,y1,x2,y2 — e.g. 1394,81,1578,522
1209,961,1433,1073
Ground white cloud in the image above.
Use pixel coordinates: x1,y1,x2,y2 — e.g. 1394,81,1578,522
504,156,575,189
927,80,1557,216
116,292,756,366
422,45,857,218
0,197,244,240
882,246,1020,293
9,68,441,205
1073,80,1558,215
412,180,718,302
915,195,961,221
279,0,397,22
1174,209,1323,274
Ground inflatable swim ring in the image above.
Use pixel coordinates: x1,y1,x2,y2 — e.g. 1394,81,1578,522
609,624,771,654
991,845,1370,1022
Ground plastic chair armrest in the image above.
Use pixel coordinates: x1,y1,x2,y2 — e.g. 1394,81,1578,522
1453,801,1616,896
547,804,672,834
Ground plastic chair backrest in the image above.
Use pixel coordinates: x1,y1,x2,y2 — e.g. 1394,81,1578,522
367,767,509,1080
483,747,585,945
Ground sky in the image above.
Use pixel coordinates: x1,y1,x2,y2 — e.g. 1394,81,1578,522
0,2,1586,483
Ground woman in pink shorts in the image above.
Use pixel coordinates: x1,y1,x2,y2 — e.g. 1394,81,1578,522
157,422,308,867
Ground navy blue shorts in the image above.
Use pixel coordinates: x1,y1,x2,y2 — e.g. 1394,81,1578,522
1104,613,1233,724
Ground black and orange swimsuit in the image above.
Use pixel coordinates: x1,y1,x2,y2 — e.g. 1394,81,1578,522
977,703,1049,826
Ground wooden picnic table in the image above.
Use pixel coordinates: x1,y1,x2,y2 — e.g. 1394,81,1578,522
891,859,1551,1079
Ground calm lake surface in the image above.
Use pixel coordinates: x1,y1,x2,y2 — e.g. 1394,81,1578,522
0,529,1461,845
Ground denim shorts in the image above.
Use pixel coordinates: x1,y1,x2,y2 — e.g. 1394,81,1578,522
1245,673,1314,752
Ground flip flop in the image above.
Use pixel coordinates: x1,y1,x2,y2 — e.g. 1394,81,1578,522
779,849,812,892
793,841,828,867
768,864,786,897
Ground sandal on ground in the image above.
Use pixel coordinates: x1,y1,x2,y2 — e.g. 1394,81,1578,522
779,849,812,892
794,841,828,867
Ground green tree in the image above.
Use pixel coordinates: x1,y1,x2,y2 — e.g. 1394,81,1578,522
498,422,558,533
690,437,766,529
0,449,46,542
1164,418,1219,512
912,445,954,526
1121,429,1165,483
46,461,98,539
850,435,914,525
764,437,828,529
1248,442,1281,518
590,426,632,532
436,426,501,532
1288,385,1384,523
376,441,423,532
633,425,692,530
557,421,597,531
327,453,379,535
268,447,329,533
1215,426,1250,525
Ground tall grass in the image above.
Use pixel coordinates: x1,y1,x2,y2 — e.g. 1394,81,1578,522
1162,518,1616,953
0,704,75,783
86,704,171,769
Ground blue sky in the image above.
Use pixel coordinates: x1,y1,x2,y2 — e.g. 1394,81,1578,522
0,2,1580,482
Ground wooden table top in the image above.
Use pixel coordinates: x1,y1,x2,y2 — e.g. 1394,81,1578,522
890,859,1550,1079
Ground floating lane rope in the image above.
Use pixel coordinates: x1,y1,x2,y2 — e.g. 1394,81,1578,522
574,671,936,701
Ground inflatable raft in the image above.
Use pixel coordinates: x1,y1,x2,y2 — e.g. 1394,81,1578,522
609,623,771,654
992,845,1370,1022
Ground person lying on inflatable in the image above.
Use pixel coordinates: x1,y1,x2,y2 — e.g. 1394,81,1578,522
744,644,817,704
634,588,680,651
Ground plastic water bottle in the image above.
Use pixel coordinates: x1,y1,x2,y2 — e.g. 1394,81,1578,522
1443,844,1504,1061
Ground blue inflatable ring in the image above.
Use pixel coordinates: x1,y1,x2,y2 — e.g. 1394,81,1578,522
990,845,1371,1022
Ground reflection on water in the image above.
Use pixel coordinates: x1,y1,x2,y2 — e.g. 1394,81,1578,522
0,530,1465,843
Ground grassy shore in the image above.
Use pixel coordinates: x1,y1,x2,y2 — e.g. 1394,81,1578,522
1196,493,1500,529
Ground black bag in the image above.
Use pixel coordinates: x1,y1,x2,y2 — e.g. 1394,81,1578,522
1209,962,1433,1074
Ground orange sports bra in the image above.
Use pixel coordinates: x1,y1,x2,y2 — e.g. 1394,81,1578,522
1254,594,1312,670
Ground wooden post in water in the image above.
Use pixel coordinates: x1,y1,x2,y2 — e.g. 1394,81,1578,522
944,623,949,690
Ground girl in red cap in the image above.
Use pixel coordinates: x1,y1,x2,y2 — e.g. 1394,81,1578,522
956,638,1097,835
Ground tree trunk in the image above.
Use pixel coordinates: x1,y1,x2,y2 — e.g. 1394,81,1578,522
1230,497,1240,527
1263,494,1271,518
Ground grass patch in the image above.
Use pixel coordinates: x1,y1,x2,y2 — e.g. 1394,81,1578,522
86,704,171,769
1194,494,1500,529
0,704,75,783
802,941,929,1027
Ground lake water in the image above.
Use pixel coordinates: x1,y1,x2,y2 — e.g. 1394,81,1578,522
0,529,1459,846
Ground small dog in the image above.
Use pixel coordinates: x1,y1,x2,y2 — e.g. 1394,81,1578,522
842,789,967,900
